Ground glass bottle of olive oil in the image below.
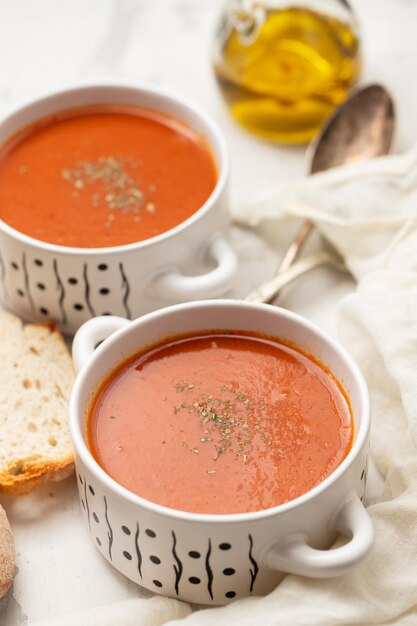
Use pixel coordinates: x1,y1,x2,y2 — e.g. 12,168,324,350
213,0,361,143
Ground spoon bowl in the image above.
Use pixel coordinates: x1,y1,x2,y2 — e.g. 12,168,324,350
308,84,395,174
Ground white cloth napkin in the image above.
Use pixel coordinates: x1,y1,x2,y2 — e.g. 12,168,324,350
28,596,191,626
30,147,417,625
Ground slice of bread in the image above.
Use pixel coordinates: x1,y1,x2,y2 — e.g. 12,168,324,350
0,505,15,597
0,310,75,495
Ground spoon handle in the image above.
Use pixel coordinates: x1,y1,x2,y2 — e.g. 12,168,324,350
275,219,314,275
245,250,345,304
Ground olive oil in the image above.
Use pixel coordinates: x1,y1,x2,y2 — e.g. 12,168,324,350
213,6,361,143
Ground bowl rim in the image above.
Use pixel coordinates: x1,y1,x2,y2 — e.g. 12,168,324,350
69,299,371,525
0,79,229,255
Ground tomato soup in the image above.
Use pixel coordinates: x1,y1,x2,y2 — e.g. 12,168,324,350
0,105,217,248
88,332,353,515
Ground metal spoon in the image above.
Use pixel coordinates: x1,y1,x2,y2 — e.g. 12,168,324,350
246,84,395,304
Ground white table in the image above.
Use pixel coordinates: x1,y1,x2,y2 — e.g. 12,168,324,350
0,1,416,623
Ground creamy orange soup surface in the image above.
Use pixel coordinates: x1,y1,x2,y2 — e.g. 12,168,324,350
0,105,217,248
88,332,353,515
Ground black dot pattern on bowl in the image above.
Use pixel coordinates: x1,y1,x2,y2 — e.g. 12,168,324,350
223,568,235,576
78,474,83,485
39,307,49,315
99,288,110,295
17,289,24,297
150,555,161,565
102,312,112,316
361,469,365,480
68,277,78,285
36,283,46,291
77,494,260,599
34,259,43,267
74,303,84,311
11,262,19,270
98,264,108,271
189,551,201,559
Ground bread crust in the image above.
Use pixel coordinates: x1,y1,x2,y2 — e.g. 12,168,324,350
0,505,15,598
0,455,75,496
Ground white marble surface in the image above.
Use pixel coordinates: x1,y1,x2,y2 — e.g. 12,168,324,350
0,0,416,623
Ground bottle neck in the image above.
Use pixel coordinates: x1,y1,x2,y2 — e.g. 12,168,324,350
229,1,264,40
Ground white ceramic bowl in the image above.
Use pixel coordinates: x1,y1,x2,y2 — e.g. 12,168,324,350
70,300,374,605
0,82,236,335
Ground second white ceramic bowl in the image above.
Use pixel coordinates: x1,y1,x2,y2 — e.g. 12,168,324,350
0,82,236,334
70,300,373,605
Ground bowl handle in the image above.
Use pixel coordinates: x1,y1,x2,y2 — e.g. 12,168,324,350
148,235,237,301
263,495,374,577
72,316,131,373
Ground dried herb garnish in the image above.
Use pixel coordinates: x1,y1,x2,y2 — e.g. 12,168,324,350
174,381,275,472
62,155,156,219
